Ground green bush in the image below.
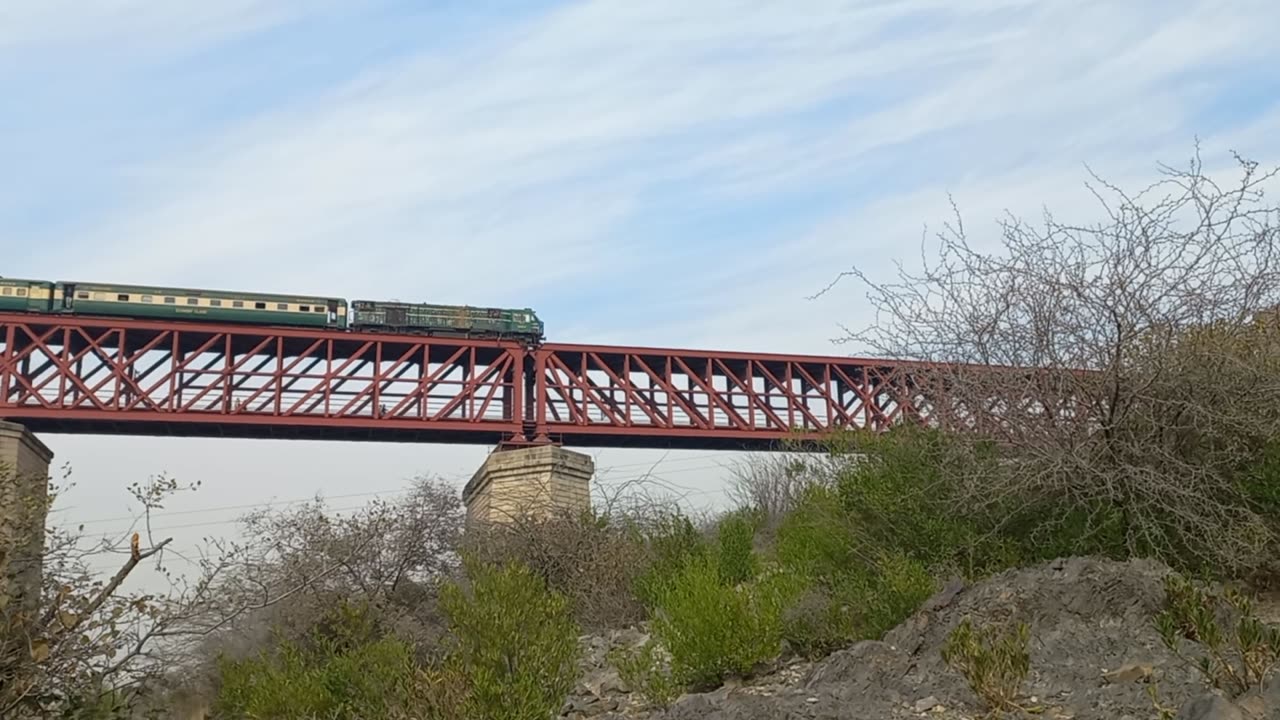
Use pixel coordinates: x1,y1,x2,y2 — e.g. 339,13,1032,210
1155,573,1280,698
778,584,860,659
715,508,761,586
631,511,712,608
460,509,651,630
831,426,1001,574
46,684,137,720
765,440,953,656
427,557,581,720
775,545,936,658
212,601,420,720
773,483,860,579
1239,439,1280,522
610,640,682,709
854,551,938,637
941,617,1032,714
644,554,801,691
787,425,1135,581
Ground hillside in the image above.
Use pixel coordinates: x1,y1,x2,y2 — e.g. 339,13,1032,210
562,557,1280,720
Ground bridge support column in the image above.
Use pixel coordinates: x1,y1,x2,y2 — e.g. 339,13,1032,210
0,421,54,624
461,445,594,528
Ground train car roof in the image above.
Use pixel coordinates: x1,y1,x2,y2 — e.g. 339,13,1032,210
60,280,346,304
0,277,54,284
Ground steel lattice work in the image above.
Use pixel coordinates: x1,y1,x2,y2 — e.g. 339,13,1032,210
531,344,934,448
0,313,528,444
0,312,953,449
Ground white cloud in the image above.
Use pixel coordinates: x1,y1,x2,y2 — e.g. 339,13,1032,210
0,0,317,55
38,0,1103,294
617,145,1280,356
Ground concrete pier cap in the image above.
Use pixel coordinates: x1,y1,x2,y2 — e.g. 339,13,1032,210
461,444,594,528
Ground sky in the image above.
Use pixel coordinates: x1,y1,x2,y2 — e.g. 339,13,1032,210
3,0,1280,586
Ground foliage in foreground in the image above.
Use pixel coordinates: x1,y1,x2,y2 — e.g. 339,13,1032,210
210,557,581,720
650,555,798,691
1155,573,1280,699
460,509,650,631
941,618,1032,715
423,557,581,720
213,602,421,719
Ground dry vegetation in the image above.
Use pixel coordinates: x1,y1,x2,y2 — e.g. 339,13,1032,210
815,147,1280,577
1,147,1278,718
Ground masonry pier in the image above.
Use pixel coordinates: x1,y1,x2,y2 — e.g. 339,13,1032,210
461,445,594,527
0,421,54,623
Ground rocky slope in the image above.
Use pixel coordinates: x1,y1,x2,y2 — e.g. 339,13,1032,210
560,557,1280,719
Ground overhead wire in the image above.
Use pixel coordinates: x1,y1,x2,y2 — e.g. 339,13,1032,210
73,456,744,573
61,450,739,529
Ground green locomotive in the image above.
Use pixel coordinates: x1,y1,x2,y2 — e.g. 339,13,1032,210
0,276,545,344
350,300,542,340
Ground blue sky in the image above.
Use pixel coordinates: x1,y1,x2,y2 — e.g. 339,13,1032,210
4,0,1280,582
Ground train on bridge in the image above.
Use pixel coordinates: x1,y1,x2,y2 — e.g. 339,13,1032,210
0,276,545,345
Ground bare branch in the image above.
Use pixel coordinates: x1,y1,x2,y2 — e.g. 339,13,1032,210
814,148,1280,575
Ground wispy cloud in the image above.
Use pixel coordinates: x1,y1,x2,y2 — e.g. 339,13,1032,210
19,0,1272,314
0,1,316,55
0,3,1088,291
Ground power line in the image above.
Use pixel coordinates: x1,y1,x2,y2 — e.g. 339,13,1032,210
66,461,737,545
79,463,738,573
60,451,739,529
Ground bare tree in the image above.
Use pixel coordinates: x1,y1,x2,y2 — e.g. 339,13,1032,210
817,146,1280,575
0,469,464,718
175,474,466,677
0,472,373,718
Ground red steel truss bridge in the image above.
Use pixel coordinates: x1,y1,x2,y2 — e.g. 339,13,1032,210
0,312,965,451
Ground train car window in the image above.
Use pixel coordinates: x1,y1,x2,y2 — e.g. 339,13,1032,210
211,299,223,307
76,291,90,299
232,301,244,308
16,289,26,297
255,302,267,310
187,298,198,305
141,295,153,303
164,297,176,304
1,288,10,296
117,294,128,301
276,303,287,311
300,305,311,312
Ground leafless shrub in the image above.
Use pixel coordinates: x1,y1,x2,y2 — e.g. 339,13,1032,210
592,452,722,526
462,506,650,631
724,446,846,530
818,146,1280,576
181,474,465,675
0,470,369,719
460,461,725,631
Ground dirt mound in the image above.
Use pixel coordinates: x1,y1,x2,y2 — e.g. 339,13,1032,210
561,556,1280,720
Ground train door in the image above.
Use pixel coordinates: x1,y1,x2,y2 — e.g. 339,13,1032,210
327,300,339,327
61,283,75,311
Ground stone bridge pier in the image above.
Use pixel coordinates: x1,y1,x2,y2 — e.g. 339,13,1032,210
461,445,594,528
0,421,54,623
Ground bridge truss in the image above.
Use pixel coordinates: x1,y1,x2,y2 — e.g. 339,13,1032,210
0,312,950,450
